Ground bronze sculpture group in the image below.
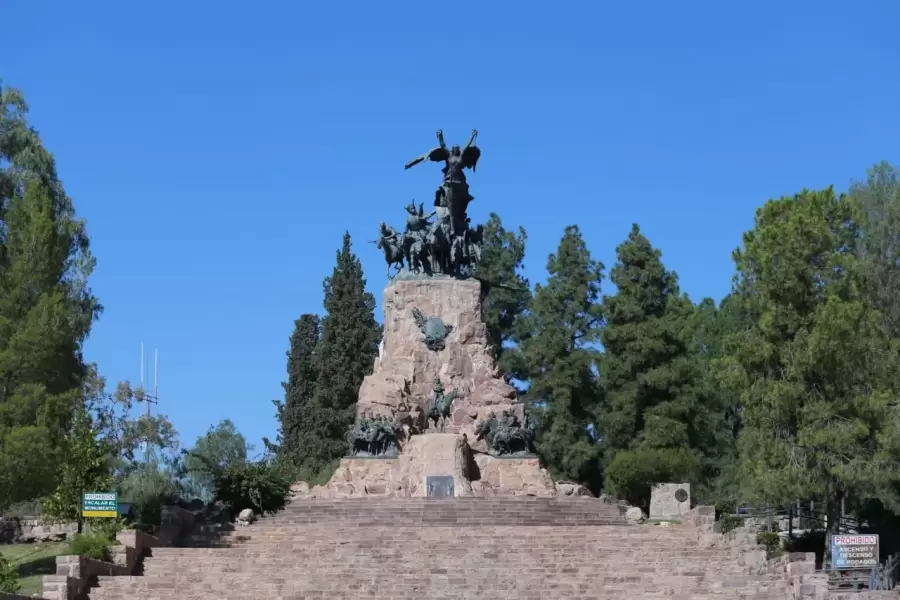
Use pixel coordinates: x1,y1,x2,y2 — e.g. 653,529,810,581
346,130,535,458
345,414,402,458
475,410,536,458
372,130,484,278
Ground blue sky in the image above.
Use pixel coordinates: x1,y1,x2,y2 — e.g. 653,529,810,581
4,1,899,452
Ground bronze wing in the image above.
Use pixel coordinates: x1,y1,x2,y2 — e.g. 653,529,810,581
404,146,448,170
461,145,481,171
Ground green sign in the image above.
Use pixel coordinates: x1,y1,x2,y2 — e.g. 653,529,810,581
82,492,118,518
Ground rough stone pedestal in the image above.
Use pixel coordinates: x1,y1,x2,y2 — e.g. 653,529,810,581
319,432,556,498
315,278,559,499
473,455,556,497
356,278,522,453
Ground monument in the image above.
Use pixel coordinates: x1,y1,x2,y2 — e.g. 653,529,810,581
310,130,557,498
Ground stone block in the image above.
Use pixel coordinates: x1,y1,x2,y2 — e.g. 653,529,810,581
649,482,691,519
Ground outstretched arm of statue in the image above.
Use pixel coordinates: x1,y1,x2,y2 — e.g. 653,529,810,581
436,129,447,151
464,129,478,151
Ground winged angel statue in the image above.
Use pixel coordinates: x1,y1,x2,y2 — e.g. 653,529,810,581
404,129,480,236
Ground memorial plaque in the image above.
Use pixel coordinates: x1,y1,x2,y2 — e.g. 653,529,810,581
831,534,879,570
426,476,454,498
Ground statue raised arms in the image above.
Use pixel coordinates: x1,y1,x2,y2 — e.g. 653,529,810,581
404,129,480,184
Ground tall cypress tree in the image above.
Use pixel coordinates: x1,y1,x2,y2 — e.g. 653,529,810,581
0,84,101,510
598,224,712,507
472,213,531,378
270,314,320,470
515,225,603,489
307,232,381,472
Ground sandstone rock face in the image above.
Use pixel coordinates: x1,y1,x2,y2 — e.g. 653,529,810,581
318,278,558,499
555,482,594,497
317,433,557,499
472,456,556,497
357,278,520,449
317,434,465,498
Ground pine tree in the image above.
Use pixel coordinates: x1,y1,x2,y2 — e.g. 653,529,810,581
731,187,900,545
0,84,101,510
472,213,531,377
687,293,751,509
269,314,320,471
515,225,603,489
850,161,900,339
598,224,714,507
306,233,381,473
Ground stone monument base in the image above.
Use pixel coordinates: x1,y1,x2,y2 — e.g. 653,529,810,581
308,433,556,498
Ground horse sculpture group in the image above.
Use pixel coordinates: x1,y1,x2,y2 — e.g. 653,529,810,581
345,414,402,457
372,129,484,278
474,410,536,457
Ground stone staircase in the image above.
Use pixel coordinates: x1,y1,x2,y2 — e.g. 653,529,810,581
86,497,790,600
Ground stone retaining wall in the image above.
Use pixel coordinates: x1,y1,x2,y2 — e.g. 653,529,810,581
0,518,77,544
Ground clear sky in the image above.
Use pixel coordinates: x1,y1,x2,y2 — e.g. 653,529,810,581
4,0,899,452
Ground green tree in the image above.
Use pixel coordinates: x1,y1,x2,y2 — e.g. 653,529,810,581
119,449,185,526
598,225,714,507
472,213,531,377
0,83,101,510
515,225,603,489
687,293,751,510
42,408,113,532
306,232,381,474
90,375,178,476
184,419,251,501
849,161,900,339
267,314,320,472
730,187,900,544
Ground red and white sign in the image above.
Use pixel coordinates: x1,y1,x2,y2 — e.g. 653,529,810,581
832,535,878,546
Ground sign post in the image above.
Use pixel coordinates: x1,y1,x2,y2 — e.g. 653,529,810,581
830,534,879,570
81,492,118,518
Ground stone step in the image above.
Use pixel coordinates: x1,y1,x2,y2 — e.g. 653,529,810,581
91,591,787,600
80,496,786,600
148,542,736,554
139,555,751,569
91,573,786,600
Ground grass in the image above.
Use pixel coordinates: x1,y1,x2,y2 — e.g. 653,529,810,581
0,541,70,596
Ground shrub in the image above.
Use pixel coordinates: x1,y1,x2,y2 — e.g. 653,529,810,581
88,516,128,540
718,514,744,534
118,463,182,527
0,552,21,593
69,532,112,561
604,447,702,509
213,459,291,520
757,531,783,560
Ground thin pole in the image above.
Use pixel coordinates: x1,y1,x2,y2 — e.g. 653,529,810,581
154,348,158,404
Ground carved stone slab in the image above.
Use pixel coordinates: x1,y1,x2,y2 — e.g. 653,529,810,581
649,482,691,519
